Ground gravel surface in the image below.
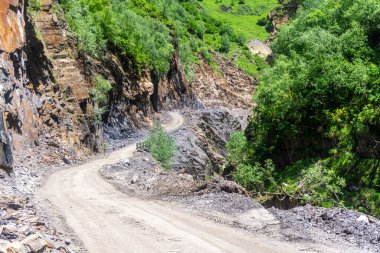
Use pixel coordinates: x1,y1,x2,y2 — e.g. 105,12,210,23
100,152,258,214
270,205,380,252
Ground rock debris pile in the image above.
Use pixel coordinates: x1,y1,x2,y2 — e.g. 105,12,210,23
270,205,380,252
100,153,258,214
0,196,72,253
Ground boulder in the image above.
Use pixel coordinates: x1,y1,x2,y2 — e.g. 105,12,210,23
21,234,47,252
3,242,29,253
247,39,272,58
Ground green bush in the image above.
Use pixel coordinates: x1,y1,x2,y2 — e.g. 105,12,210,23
236,5,253,15
232,160,277,192
280,160,346,207
92,76,112,108
29,0,42,12
146,122,177,170
200,47,213,64
220,33,231,52
226,131,247,164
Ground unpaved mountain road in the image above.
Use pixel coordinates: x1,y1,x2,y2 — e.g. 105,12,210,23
38,112,362,253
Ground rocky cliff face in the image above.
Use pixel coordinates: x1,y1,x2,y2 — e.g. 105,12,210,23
82,47,191,141
0,0,28,169
0,0,100,169
267,0,298,40
191,54,255,110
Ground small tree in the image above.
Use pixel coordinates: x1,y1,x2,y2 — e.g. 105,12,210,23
220,33,231,52
146,122,177,170
236,33,247,46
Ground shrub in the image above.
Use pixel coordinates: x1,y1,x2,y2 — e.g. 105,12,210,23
200,47,213,64
236,5,253,15
220,33,231,52
92,76,112,108
219,4,232,13
280,160,346,207
146,122,177,170
236,33,247,46
226,131,247,164
233,160,277,192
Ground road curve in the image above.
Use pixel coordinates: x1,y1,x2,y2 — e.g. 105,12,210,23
38,112,356,253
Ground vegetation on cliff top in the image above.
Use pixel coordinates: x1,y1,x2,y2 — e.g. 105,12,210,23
228,0,380,217
60,0,278,78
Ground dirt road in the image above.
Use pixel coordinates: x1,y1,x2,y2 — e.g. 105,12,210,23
38,112,361,253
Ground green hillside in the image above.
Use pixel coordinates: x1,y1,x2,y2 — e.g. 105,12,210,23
60,0,278,78
200,0,278,42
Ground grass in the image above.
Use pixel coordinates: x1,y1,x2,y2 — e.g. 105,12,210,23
200,0,279,76
200,0,278,42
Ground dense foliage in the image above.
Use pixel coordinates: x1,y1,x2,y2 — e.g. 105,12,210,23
60,0,277,78
146,122,177,170
229,0,380,217
61,0,173,77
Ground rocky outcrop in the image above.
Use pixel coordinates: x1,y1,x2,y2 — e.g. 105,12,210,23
31,0,100,150
0,0,25,170
267,0,298,39
0,0,104,171
82,44,191,141
191,54,256,110
172,109,246,177
0,0,24,54
0,112,13,170
247,39,272,59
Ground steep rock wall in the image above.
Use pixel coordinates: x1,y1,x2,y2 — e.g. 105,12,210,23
191,54,256,110
0,0,26,169
0,0,101,169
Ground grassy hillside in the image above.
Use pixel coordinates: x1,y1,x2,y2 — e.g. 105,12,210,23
59,0,278,79
200,0,278,41
200,0,278,75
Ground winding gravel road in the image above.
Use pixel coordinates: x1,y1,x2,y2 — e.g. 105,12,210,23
38,112,361,253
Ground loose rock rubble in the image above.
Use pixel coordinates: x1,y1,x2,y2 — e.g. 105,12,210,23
270,205,380,252
100,152,258,214
0,195,72,253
